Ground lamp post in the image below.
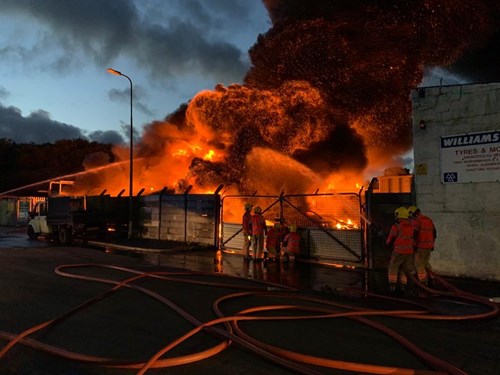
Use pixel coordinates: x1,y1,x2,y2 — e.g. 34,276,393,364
107,68,134,239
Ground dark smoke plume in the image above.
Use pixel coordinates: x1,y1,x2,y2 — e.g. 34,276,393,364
130,0,498,195
251,0,497,148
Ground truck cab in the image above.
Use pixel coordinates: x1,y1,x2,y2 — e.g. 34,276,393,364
27,180,130,244
27,201,50,239
27,180,77,244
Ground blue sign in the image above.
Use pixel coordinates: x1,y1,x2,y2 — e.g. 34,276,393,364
443,172,458,183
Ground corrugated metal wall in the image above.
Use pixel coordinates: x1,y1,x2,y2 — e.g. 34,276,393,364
0,197,45,226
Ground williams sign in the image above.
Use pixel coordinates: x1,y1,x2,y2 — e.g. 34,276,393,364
441,130,500,183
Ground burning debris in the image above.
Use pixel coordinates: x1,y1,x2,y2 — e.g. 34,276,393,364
76,0,498,196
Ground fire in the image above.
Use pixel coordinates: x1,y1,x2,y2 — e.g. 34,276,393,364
322,171,366,193
172,144,216,160
173,149,188,157
203,150,215,160
68,0,496,201
335,219,359,230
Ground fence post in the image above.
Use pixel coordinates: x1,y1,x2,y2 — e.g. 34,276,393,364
213,185,224,249
279,190,285,224
158,187,167,240
183,185,193,243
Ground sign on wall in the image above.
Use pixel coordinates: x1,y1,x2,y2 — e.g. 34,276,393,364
440,130,500,183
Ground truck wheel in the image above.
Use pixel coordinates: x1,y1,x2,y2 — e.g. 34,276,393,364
27,225,39,240
58,227,72,245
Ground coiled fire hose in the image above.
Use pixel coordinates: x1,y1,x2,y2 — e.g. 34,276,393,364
0,263,498,374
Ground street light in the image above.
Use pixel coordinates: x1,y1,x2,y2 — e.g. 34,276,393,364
107,68,134,239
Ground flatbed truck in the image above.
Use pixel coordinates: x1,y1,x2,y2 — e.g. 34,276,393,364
27,182,129,244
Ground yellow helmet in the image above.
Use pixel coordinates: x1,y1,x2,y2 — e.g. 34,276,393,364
253,206,262,214
289,224,297,232
394,207,409,219
244,203,253,210
407,205,419,216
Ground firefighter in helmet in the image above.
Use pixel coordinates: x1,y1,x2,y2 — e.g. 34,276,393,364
265,222,283,261
251,206,267,261
281,224,300,263
386,207,416,293
408,205,437,285
242,203,253,260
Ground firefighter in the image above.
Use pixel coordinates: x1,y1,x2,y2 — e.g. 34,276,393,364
265,222,283,261
408,205,437,285
281,224,300,263
242,203,253,261
386,207,416,293
251,206,267,261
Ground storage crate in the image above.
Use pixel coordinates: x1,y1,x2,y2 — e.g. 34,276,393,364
377,175,413,193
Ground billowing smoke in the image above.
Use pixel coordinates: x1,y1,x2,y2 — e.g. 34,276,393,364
82,0,499,196
136,81,353,194
250,0,497,149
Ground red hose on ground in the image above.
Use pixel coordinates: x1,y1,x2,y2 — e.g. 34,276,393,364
0,263,497,375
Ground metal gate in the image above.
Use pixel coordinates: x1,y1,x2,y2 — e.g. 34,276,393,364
220,193,364,266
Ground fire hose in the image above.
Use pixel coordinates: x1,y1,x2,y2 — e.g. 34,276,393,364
0,264,498,375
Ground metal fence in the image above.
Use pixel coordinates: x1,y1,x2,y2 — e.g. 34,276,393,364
140,192,221,246
220,193,365,266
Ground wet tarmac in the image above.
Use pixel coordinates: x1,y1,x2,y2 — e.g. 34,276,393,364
1,226,499,375
0,226,47,248
0,226,370,293
2,225,498,302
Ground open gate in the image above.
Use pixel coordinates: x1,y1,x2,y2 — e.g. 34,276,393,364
220,193,365,267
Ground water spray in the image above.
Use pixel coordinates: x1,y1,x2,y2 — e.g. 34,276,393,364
0,160,131,197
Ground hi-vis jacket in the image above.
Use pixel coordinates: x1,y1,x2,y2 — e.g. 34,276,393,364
266,227,282,249
242,211,252,235
386,218,415,254
251,213,267,236
413,214,436,249
283,232,300,254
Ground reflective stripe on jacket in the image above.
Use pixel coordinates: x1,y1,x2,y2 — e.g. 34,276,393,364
387,219,414,254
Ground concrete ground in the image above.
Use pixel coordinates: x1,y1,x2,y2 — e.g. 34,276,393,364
0,226,499,375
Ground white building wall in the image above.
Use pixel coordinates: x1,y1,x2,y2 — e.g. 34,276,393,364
412,83,500,281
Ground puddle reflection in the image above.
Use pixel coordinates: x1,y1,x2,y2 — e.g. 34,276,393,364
140,249,368,292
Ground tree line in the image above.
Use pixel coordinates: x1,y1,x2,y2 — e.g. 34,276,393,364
0,138,114,196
